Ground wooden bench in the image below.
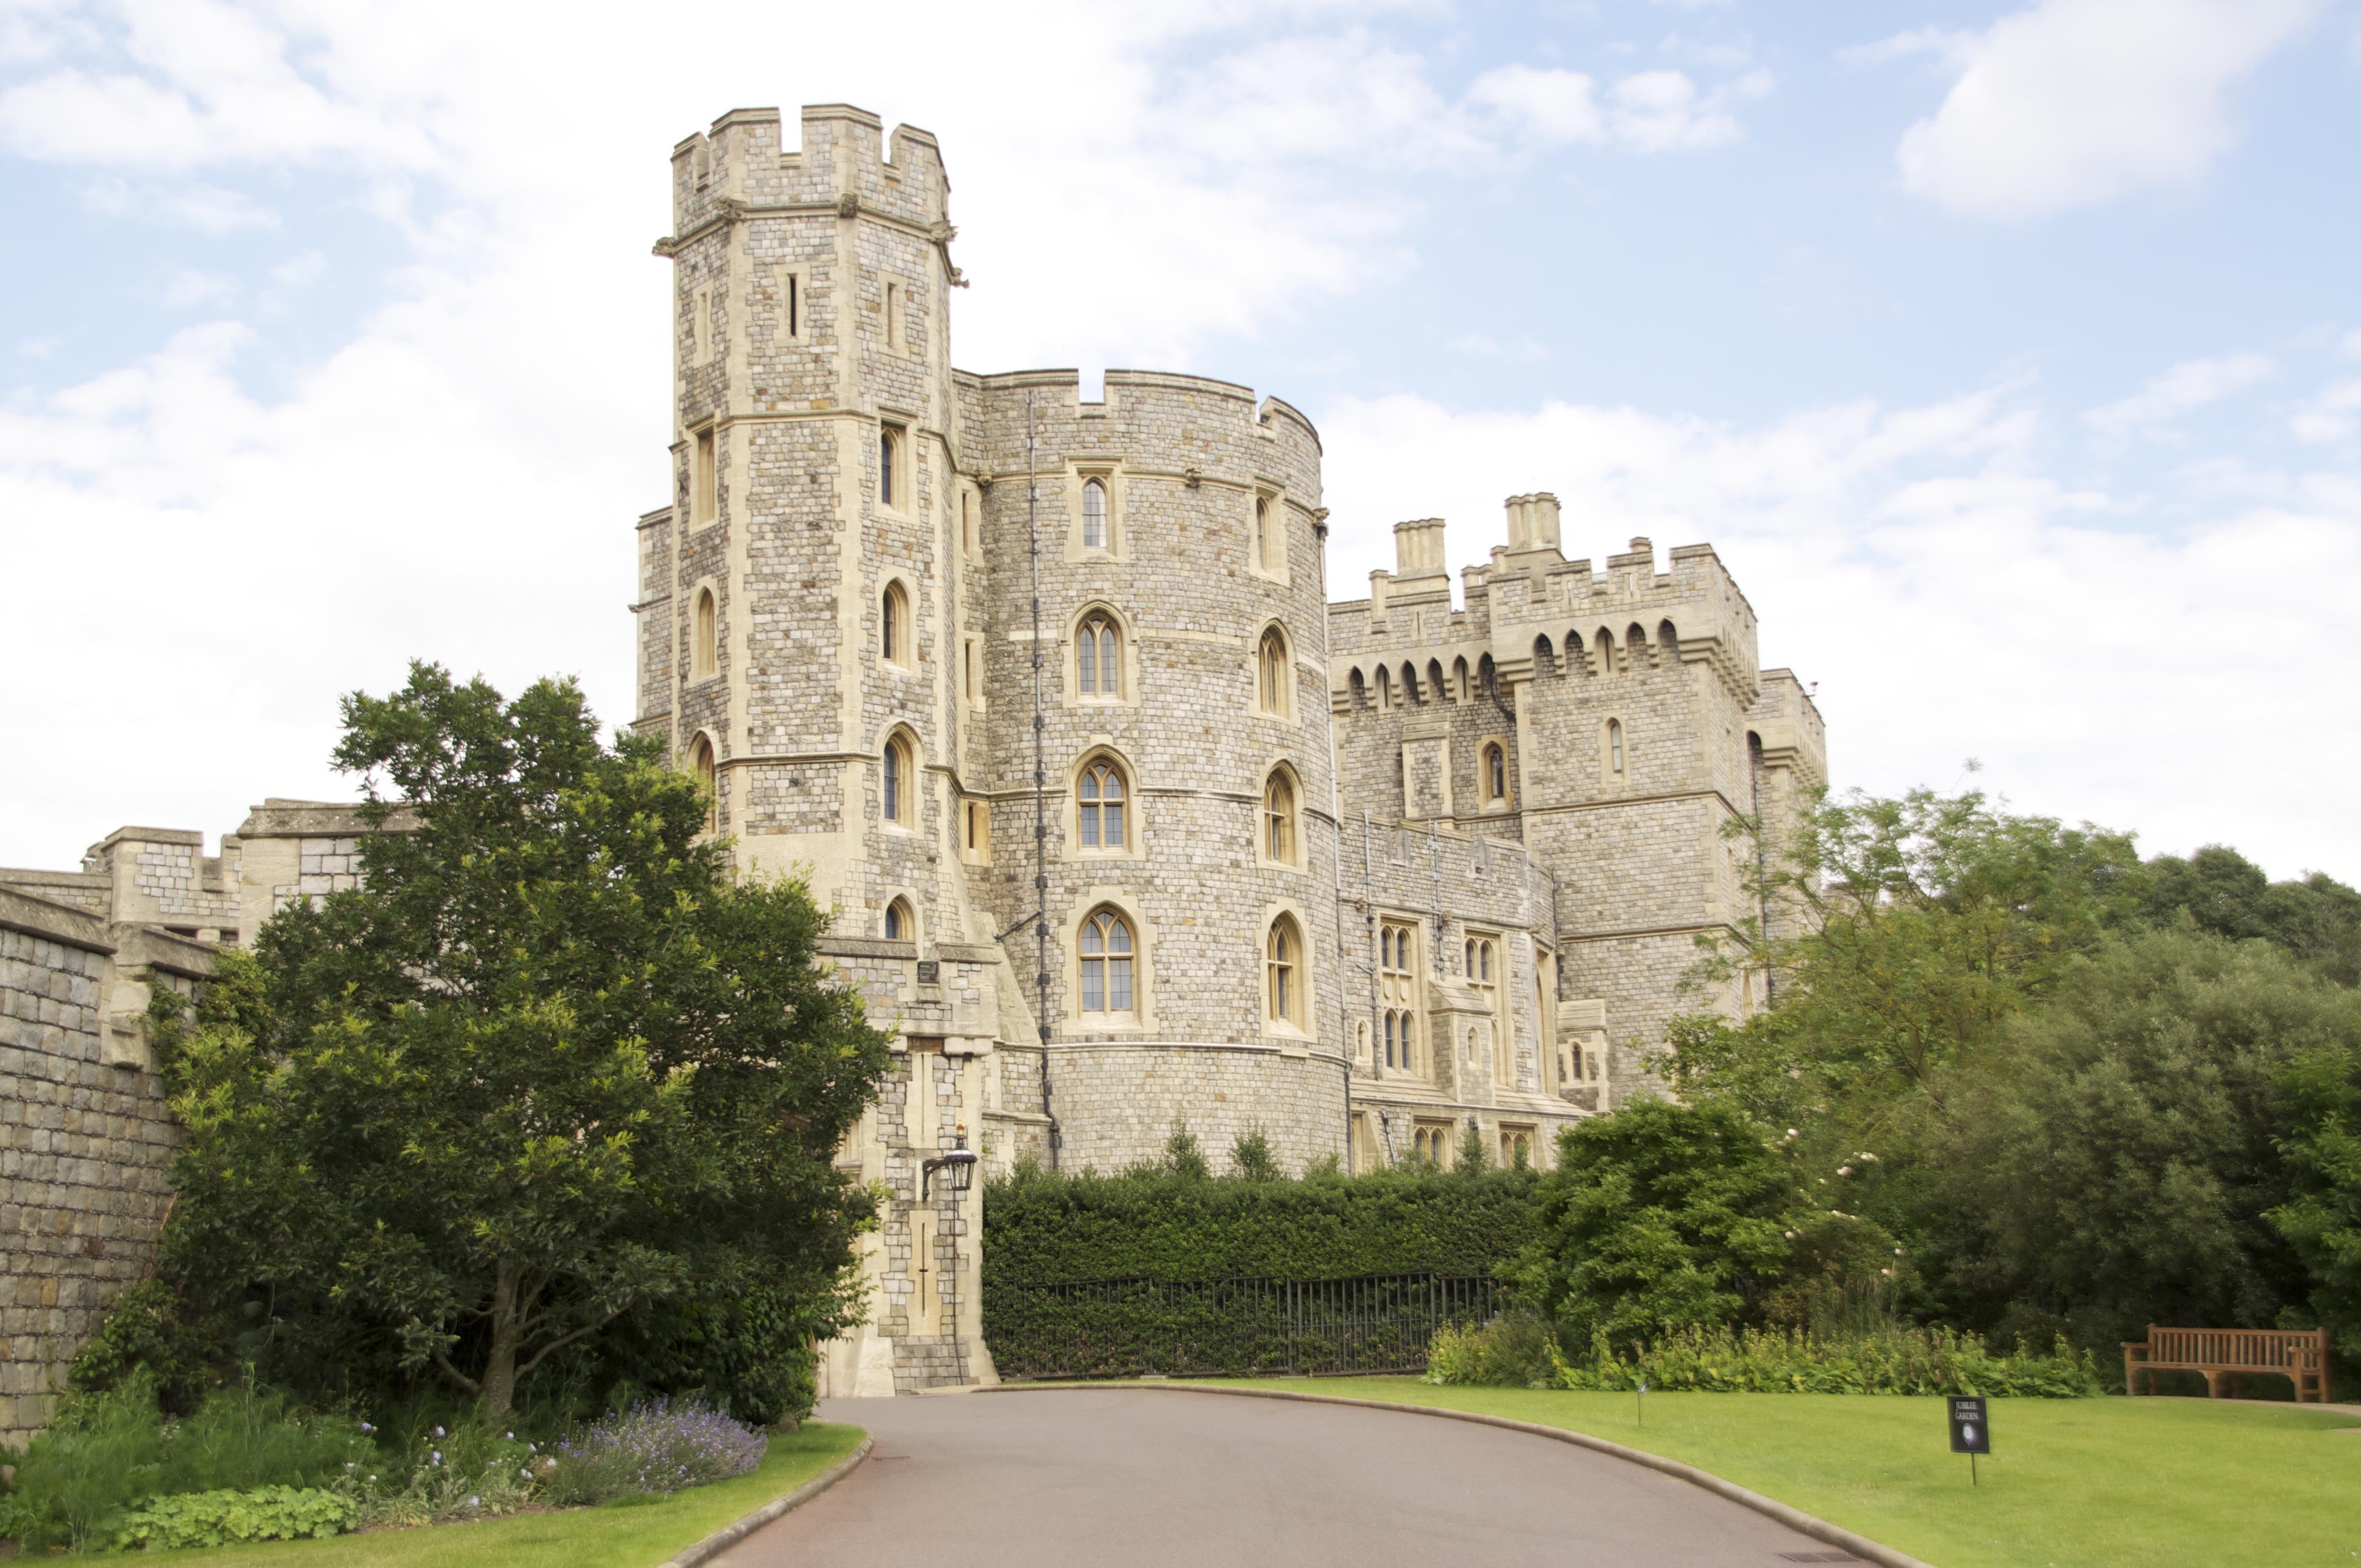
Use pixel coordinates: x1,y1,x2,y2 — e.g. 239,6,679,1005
2122,1326,2333,1403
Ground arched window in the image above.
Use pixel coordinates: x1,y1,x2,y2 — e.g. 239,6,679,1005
1082,478,1108,549
694,587,717,680
1079,907,1135,1012
879,427,900,508
1383,1009,1397,1068
883,733,914,825
1078,613,1120,698
1596,629,1615,674
1483,743,1506,803
1427,660,1447,704
1608,718,1625,775
1254,496,1278,571
1453,657,1470,702
1078,758,1127,850
882,582,911,667
1266,916,1304,1028
1264,770,1298,865
689,733,717,835
884,897,914,941
1257,628,1291,717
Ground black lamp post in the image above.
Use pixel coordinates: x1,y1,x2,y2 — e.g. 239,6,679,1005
921,1132,979,1201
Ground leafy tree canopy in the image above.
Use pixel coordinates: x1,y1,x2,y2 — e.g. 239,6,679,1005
1938,928,2348,1343
2137,845,2361,987
1681,783,2142,1121
152,664,890,1424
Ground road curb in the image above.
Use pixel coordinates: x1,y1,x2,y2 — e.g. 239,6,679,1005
978,1382,1936,1568
655,1431,874,1568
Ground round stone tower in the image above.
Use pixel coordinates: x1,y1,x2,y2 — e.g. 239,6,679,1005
962,369,1344,1174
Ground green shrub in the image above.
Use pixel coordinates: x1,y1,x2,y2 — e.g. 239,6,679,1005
65,1278,223,1413
1423,1310,1560,1387
0,1374,377,1551
3,1374,170,1550
1518,1099,1795,1355
112,1485,357,1549
1550,1324,2103,1397
159,1377,377,1494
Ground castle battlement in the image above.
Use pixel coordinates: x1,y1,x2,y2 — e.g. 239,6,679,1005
1332,498,1763,709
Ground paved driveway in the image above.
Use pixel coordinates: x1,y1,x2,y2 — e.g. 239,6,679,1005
710,1388,1857,1568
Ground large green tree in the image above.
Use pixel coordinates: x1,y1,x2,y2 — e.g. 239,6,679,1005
155,665,890,1424
1939,928,2346,1343
1681,783,2141,1123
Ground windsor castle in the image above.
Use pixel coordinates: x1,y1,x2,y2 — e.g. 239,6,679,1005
0,104,1824,1421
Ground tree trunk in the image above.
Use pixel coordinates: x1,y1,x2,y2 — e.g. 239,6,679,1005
481,1258,523,1427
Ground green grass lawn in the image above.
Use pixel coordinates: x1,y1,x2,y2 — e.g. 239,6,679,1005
1212,1380,2361,1568
122,1422,866,1568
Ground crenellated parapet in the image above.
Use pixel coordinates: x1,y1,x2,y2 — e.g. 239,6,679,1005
1331,498,1763,714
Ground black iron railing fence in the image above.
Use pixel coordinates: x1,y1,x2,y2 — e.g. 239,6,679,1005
984,1271,1498,1380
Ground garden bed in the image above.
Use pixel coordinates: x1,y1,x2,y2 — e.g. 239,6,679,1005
36,1423,866,1568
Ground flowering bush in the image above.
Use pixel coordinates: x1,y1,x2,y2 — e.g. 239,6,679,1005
351,1422,540,1529
537,1399,767,1506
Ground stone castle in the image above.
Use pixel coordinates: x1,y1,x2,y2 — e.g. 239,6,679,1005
0,102,1824,1419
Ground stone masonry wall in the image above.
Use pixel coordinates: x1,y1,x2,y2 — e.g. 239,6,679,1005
0,894,200,1446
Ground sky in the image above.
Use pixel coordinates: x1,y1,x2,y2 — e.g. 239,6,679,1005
3,0,2359,881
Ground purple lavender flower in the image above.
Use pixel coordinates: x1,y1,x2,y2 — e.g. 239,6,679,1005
540,1397,765,1505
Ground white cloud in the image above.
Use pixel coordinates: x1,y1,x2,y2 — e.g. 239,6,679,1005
84,176,280,233
1606,68,1757,151
1466,64,1601,144
2085,352,2275,437
2293,379,2361,444
162,266,235,308
1893,0,2316,219
1318,387,2361,878
1465,63,1764,153
1841,27,1976,70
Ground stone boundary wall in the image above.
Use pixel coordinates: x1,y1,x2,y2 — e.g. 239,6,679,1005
0,890,209,1445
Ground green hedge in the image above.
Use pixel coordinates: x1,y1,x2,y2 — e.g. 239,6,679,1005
982,1168,1541,1284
